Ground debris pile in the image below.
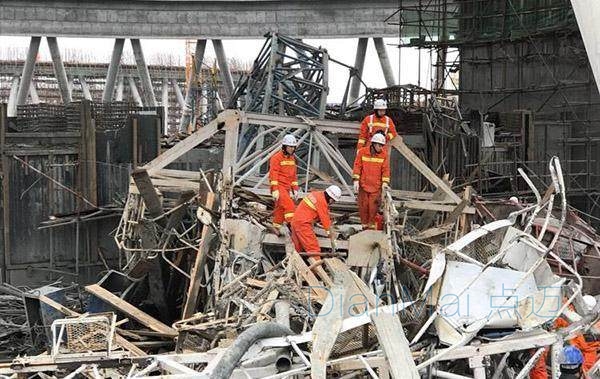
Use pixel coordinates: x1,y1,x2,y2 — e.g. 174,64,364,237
0,107,598,378
1,36,599,379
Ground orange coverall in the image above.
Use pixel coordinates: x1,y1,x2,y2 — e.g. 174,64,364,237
353,146,390,229
529,317,598,379
356,114,398,150
290,191,332,257
269,150,299,227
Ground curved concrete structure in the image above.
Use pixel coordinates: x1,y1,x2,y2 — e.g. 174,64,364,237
0,0,399,39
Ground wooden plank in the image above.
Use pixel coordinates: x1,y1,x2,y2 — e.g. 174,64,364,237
402,200,475,214
85,284,177,337
0,104,9,282
311,271,349,379
131,168,164,221
289,252,327,300
37,294,145,356
308,257,334,287
182,192,216,319
390,137,461,204
145,110,239,175
349,271,419,379
417,175,451,230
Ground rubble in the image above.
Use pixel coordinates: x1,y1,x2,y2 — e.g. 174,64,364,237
0,105,597,378
1,35,599,379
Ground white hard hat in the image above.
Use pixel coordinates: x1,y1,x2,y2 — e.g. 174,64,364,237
374,99,387,110
509,196,519,204
583,295,597,312
325,185,342,202
371,133,386,145
282,134,298,147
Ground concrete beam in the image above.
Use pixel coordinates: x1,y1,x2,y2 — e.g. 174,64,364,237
212,39,235,98
179,39,207,133
128,76,144,107
348,38,368,104
162,78,169,135
80,76,92,101
130,39,157,106
7,76,19,117
46,37,72,104
173,80,185,108
16,36,41,106
373,37,396,87
29,82,40,104
116,76,124,101
0,1,399,39
102,38,125,103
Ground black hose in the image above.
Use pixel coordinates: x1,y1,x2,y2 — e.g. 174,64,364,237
209,322,293,379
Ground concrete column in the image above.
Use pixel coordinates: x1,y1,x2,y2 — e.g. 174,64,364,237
29,82,40,104
179,39,207,133
173,80,185,108
47,37,72,104
373,37,396,87
127,76,143,107
7,76,20,117
116,76,124,101
80,76,92,100
102,38,125,103
212,39,235,98
161,78,169,135
348,38,368,104
16,36,41,106
130,39,157,106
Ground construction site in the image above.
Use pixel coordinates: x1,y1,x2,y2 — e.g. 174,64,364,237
1,0,600,377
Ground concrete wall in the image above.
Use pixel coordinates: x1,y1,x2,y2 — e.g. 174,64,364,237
0,1,400,38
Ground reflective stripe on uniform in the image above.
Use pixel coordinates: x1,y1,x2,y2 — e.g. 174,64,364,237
270,180,278,185
362,156,385,163
284,212,294,219
291,181,298,186
273,222,282,228
382,177,390,182
280,160,295,166
303,197,317,210
358,138,366,143
353,174,360,179
388,133,394,140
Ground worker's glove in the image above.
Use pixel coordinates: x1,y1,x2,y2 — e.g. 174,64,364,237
330,236,337,251
290,190,298,202
353,181,360,193
382,182,390,191
272,190,280,201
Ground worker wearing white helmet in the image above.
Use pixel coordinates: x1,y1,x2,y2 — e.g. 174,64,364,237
352,132,391,229
268,134,300,229
290,185,340,259
356,98,398,151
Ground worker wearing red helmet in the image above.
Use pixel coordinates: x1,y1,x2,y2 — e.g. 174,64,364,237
269,134,300,230
356,99,397,151
290,185,341,259
353,133,391,230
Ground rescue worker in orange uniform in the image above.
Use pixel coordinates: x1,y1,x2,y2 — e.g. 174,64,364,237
353,133,391,229
269,134,300,230
529,296,599,379
356,99,397,151
290,185,341,259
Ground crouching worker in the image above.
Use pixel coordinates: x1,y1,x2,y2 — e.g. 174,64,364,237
290,185,341,259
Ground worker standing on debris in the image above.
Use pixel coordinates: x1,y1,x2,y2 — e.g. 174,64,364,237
269,134,300,230
353,133,390,229
290,185,341,259
356,99,397,151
